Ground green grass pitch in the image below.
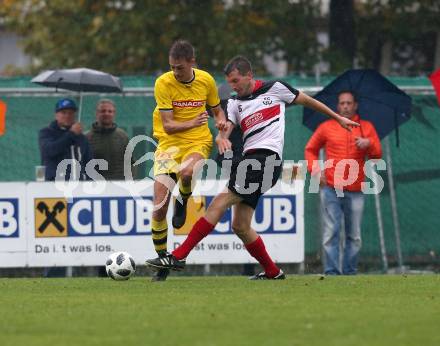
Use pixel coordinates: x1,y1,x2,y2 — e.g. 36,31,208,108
1,275,439,346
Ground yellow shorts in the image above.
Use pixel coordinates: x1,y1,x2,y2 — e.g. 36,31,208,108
153,141,212,176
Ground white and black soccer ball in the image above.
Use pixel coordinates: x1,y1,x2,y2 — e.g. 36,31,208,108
105,251,136,281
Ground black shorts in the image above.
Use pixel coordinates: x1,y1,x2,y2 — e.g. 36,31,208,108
227,149,282,209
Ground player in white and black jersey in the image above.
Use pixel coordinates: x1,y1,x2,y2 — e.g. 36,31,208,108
146,56,359,280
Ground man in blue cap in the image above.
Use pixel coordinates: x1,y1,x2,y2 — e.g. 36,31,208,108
38,98,93,181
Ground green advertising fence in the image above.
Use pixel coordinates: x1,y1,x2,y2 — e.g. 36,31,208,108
0,76,439,271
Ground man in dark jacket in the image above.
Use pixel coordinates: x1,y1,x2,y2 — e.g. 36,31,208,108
86,99,133,180
38,98,93,181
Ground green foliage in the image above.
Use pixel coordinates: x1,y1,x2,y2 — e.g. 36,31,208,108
0,275,439,346
2,1,439,75
1,0,321,75
355,0,440,73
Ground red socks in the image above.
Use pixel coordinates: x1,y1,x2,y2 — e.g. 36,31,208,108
245,236,280,278
172,217,214,260
172,219,279,278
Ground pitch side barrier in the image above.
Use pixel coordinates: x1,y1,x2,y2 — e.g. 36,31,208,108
0,178,304,268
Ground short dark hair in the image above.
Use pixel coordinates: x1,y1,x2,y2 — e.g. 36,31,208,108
96,98,115,110
224,55,252,76
338,90,358,103
169,40,195,61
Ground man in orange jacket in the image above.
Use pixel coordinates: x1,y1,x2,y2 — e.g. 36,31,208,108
305,91,382,275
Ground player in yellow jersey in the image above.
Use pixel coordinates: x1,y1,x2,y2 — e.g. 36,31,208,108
149,40,229,281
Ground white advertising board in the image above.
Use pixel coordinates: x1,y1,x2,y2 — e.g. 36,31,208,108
0,183,27,267
26,181,156,267
172,180,304,264
0,179,304,267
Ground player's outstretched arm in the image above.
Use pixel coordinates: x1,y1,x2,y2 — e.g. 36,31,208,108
160,110,209,134
294,91,360,131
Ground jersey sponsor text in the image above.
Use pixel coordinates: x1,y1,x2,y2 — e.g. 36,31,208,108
241,104,280,132
172,100,205,108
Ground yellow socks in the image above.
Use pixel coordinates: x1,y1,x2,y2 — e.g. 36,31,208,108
151,218,168,253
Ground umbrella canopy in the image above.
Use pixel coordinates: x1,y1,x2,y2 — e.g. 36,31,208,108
31,68,123,93
218,83,233,101
303,69,411,140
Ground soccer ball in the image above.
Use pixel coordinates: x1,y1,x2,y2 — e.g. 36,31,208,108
105,251,136,281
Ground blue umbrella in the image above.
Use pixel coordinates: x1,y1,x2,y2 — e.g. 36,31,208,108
303,69,412,144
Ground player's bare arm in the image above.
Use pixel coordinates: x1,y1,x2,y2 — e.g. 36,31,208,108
160,110,208,134
211,104,228,131
294,91,360,131
215,121,234,154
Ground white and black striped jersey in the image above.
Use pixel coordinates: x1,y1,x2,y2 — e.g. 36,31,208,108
226,80,299,157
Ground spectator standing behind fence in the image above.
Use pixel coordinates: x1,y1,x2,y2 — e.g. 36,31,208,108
39,98,92,181
86,99,133,180
305,91,382,275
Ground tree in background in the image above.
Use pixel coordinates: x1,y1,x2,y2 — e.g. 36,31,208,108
0,0,320,75
1,0,439,76
224,0,322,74
1,0,223,74
327,0,356,73
356,0,440,75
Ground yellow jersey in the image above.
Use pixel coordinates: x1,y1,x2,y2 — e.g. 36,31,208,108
152,68,220,146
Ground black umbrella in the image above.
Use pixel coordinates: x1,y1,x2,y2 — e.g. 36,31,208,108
32,68,122,92
32,68,123,120
218,83,233,101
303,69,412,144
